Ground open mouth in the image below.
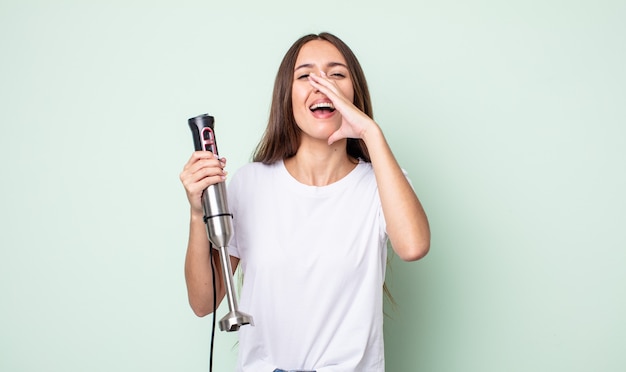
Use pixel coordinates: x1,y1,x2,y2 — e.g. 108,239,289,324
309,102,336,114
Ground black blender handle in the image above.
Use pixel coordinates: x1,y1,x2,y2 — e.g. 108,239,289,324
188,114,219,155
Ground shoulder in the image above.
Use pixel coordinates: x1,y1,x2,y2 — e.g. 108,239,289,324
228,162,283,209
231,161,277,179
351,160,375,183
228,161,280,190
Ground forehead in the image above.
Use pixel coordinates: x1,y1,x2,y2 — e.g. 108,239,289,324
295,40,347,67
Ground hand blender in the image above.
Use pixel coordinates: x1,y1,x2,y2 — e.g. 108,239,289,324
188,114,254,332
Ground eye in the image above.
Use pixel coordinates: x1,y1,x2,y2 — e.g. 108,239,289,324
296,73,310,80
329,72,346,79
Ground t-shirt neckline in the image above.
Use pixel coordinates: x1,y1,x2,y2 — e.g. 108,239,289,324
277,158,365,197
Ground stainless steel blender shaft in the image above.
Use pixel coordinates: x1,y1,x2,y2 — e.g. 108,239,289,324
202,179,254,332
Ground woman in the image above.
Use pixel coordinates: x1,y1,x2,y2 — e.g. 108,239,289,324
180,32,430,372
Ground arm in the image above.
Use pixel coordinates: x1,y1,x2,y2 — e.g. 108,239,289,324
180,151,240,316
184,214,240,316
361,126,430,261
308,72,430,261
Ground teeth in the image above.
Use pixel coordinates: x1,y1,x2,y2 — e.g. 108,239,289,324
310,102,335,110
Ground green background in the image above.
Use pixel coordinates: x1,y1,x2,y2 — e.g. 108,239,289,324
1,1,624,371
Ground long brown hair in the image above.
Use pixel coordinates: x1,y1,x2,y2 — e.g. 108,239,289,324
253,32,373,164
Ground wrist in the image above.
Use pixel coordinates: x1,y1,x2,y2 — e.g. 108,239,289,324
190,209,205,223
361,123,383,146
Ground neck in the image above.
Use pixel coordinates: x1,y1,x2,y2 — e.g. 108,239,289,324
284,139,357,186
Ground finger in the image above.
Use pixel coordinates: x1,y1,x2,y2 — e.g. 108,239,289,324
308,73,353,112
188,162,227,183
192,157,224,172
181,168,227,195
185,151,225,172
308,72,341,96
327,130,343,146
183,150,216,170
190,173,227,190
180,158,226,186
199,152,226,169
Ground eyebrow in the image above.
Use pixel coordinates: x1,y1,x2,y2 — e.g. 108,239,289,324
294,62,348,71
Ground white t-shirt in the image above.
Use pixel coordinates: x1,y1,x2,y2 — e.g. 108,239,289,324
228,160,388,372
